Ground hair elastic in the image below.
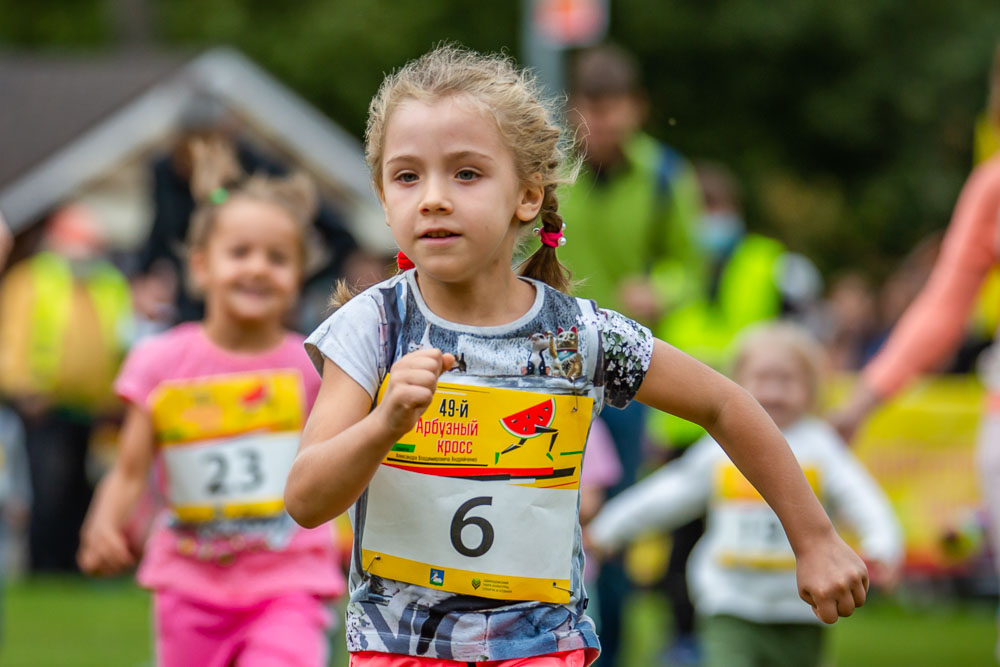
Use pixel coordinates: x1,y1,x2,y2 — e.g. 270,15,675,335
209,187,229,205
534,222,567,248
396,251,415,271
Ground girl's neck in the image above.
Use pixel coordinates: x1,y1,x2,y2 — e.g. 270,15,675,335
414,269,536,327
201,313,287,354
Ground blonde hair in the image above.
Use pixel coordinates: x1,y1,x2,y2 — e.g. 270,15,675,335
732,322,827,410
364,44,577,293
186,136,317,265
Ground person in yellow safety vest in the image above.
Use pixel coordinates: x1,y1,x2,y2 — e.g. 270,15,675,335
649,162,822,449
0,205,132,571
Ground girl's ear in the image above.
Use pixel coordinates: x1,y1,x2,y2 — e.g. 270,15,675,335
515,176,545,223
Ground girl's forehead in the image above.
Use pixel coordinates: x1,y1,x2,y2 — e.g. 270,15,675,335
211,198,300,239
740,343,804,373
385,95,504,149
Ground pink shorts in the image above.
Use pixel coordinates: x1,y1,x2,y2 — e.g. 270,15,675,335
154,589,332,667
349,648,596,667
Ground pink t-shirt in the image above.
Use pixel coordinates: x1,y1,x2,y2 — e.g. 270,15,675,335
115,322,345,605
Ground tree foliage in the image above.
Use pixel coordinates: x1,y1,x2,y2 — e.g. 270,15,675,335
2,0,998,279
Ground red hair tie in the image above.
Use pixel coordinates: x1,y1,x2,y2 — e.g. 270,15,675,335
396,251,415,271
535,223,567,248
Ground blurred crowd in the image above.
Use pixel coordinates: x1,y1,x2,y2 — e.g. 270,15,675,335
0,41,997,667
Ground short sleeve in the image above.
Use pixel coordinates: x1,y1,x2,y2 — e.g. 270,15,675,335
114,338,165,410
304,292,383,399
597,307,653,408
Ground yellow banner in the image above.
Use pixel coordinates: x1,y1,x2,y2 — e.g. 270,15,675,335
829,374,985,572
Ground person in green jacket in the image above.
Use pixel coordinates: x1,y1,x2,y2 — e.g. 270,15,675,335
558,44,706,667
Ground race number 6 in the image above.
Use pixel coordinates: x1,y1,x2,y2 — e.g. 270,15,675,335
450,496,494,557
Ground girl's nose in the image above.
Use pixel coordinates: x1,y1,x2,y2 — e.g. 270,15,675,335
419,178,452,215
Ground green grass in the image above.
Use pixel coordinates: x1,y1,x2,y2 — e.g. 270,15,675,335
4,576,151,667
2,577,997,666
620,590,998,666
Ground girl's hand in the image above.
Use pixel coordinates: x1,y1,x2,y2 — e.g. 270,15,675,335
78,518,136,576
796,532,869,623
374,349,455,437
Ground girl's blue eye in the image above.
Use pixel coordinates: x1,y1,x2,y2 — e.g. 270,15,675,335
398,172,418,183
456,169,478,181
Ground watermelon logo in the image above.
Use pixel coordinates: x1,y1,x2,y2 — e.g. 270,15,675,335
498,399,558,458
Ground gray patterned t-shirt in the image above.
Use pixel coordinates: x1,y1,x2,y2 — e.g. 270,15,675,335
305,271,653,661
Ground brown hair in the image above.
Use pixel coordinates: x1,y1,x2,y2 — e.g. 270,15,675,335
363,44,576,294
732,322,827,411
569,43,643,99
185,136,317,268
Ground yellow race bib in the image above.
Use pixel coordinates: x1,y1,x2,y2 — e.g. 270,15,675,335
150,370,304,523
362,379,593,603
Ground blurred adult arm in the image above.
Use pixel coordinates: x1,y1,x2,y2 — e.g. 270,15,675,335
835,159,1000,439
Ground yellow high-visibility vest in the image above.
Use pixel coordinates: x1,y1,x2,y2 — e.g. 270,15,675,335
0,252,131,409
650,234,785,447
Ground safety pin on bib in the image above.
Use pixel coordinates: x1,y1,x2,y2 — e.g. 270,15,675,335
365,554,381,572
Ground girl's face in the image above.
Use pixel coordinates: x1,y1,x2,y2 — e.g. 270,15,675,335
378,95,543,285
737,345,812,430
191,198,302,326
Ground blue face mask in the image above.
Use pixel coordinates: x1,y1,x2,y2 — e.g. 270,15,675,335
697,212,745,258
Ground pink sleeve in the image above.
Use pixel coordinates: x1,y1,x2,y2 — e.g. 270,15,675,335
113,339,164,410
865,159,1000,397
581,417,623,489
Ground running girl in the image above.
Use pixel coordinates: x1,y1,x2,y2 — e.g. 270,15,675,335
285,45,867,667
78,141,344,667
589,323,902,667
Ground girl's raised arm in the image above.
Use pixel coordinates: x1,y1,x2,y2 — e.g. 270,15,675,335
285,349,454,528
78,404,156,576
634,339,868,623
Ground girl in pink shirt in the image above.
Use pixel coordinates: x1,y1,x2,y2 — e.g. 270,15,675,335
77,140,344,667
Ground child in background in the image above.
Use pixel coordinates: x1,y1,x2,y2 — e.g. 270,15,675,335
77,141,344,667
284,45,867,667
589,323,902,667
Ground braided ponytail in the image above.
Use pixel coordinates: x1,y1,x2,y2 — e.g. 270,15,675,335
517,184,571,293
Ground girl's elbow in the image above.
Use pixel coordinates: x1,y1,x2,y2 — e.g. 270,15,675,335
284,485,324,529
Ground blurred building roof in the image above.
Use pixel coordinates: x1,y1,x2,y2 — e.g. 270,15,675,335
0,50,186,193
0,47,385,247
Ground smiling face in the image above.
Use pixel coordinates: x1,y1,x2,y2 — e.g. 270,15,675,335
191,197,302,327
736,344,813,430
378,95,543,285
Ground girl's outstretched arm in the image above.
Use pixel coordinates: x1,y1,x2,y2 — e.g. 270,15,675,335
634,339,869,623
285,349,454,529
78,404,155,576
